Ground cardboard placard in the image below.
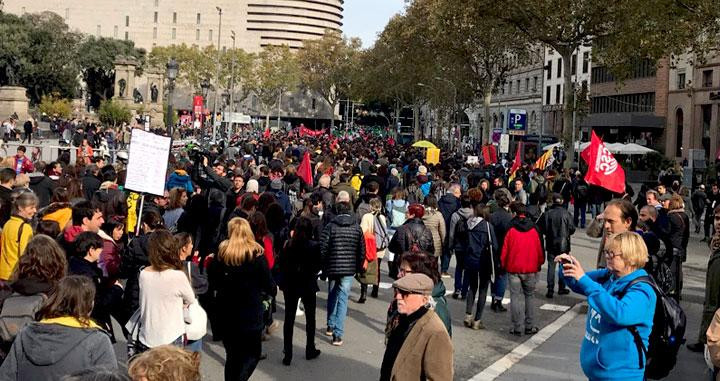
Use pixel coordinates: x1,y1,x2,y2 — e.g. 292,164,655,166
124,129,171,196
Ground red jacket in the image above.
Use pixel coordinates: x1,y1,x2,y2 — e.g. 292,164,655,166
12,155,34,174
500,216,544,274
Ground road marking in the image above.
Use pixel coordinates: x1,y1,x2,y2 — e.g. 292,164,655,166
379,282,393,289
539,303,571,312
468,302,583,381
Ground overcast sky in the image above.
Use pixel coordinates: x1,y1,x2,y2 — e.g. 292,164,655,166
341,0,405,48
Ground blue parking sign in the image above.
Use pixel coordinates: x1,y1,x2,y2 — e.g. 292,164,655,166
508,109,527,136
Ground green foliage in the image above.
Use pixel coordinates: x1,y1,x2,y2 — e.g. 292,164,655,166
251,45,300,116
98,100,131,127
297,30,362,124
77,36,146,109
37,93,72,119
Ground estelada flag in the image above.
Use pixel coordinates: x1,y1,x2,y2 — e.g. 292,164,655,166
580,131,625,194
263,127,270,140
508,142,523,181
481,145,497,164
297,151,313,187
534,148,555,170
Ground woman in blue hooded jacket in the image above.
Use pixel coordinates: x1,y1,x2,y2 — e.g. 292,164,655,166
555,231,656,381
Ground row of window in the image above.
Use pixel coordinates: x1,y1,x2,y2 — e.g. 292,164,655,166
543,81,588,105
676,69,715,89
500,76,540,96
545,52,590,80
151,12,203,25
591,59,656,84
97,24,215,42
590,93,655,113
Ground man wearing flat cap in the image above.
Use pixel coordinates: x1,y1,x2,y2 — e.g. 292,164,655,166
380,273,453,381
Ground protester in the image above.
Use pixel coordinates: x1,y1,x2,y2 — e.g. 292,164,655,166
587,199,638,268
448,194,474,299
464,204,498,330
688,205,720,352
128,345,200,381
556,232,656,381
0,191,37,281
538,193,575,298
0,276,118,380
388,203,434,271
421,195,446,260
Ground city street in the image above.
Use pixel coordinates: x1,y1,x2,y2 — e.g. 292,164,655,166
109,207,711,381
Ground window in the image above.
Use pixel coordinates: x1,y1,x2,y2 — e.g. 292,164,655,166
508,81,512,95
516,80,521,93
546,61,552,80
676,109,683,157
209,29,213,42
525,78,530,92
126,16,129,27
96,25,101,36
114,25,118,38
21,7,25,14
197,13,201,24
571,54,577,75
65,8,70,20
171,28,176,39
703,70,713,88
582,52,589,73
154,12,158,23
545,86,551,105
196,29,200,41
173,12,177,24
533,76,538,91
557,58,562,78
124,31,129,40
590,93,656,113
312,99,316,110
677,72,686,89
153,27,158,39
154,0,159,6
555,84,561,104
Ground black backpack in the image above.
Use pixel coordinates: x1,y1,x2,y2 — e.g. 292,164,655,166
452,214,469,251
614,276,686,380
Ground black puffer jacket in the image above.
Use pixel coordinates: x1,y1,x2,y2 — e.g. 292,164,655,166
538,204,575,257
320,214,365,278
388,218,434,257
120,233,150,319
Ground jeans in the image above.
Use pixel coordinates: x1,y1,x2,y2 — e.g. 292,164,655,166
573,202,587,228
327,276,353,338
491,273,507,301
546,256,567,293
441,246,452,273
223,329,262,381
283,290,317,359
509,273,538,331
465,269,492,321
705,210,715,238
454,250,469,296
590,203,602,219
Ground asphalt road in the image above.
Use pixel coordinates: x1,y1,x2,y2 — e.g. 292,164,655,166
110,214,711,381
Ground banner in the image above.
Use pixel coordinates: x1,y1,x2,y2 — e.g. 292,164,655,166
581,131,626,194
192,96,203,121
299,126,324,137
481,145,497,164
508,142,523,182
297,151,313,187
426,148,440,165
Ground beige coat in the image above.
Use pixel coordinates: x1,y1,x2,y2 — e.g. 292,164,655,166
391,309,453,381
422,209,446,258
586,216,607,268
706,308,720,379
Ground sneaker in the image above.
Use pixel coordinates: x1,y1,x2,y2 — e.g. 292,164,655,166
331,336,343,346
463,314,474,328
545,290,554,299
525,327,539,335
509,329,522,336
325,327,333,337
452,291,461,299
558,289,570,295
296,304,305,317
306,348,321,360
441,272,451,279
495,301,507,312
471,320,485,330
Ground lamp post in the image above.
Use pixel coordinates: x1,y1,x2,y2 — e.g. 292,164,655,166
222,89,230,138
200,78,211,140
165,58,179,137
212,6,223,142
229,30,236,132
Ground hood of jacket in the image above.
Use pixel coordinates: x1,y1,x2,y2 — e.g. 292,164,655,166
174,169,188,177
28,173,48,186
456,207,473,220
468,216,487,231
11,276,53,296
438,193,459,209
331,214,356,227
18,320,101,366
534,175,545,185
510,216,535,232
97,228,115,243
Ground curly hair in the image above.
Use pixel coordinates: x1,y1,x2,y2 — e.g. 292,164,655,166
128,345,200,381
10,235,67,285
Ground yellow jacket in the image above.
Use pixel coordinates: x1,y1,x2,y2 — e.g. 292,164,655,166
0,216,33,280
350,174,363,193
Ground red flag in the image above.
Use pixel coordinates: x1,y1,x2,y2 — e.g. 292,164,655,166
297,151,313,187
263,127,270,140
509,142,523,181
581,131,626,194
481,145,497,164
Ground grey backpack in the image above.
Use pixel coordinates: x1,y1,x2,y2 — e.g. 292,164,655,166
0,293,47,343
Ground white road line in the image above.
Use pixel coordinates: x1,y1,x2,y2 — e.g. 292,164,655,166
468,303,583,381
539,303,571,312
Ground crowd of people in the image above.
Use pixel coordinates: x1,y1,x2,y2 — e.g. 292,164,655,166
0,119,715,381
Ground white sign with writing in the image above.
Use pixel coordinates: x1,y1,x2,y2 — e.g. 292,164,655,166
125,129,171,196
499,134,510,153
466,156,479,165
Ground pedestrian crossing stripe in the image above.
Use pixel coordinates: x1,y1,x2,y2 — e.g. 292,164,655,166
539,304,571,312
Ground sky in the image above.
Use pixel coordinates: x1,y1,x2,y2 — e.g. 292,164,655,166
342,0,406,48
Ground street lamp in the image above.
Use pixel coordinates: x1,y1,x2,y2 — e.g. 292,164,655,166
212,6,223,142
200,78,211,139
229,30,236,119
165,58,179,137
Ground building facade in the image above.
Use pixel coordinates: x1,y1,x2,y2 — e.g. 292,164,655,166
666,52,720,162
5,0,344,53
582,58,669,152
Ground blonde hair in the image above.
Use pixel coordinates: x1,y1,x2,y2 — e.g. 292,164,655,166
218,217,264,266
605,231,648,269
128,345,200,381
